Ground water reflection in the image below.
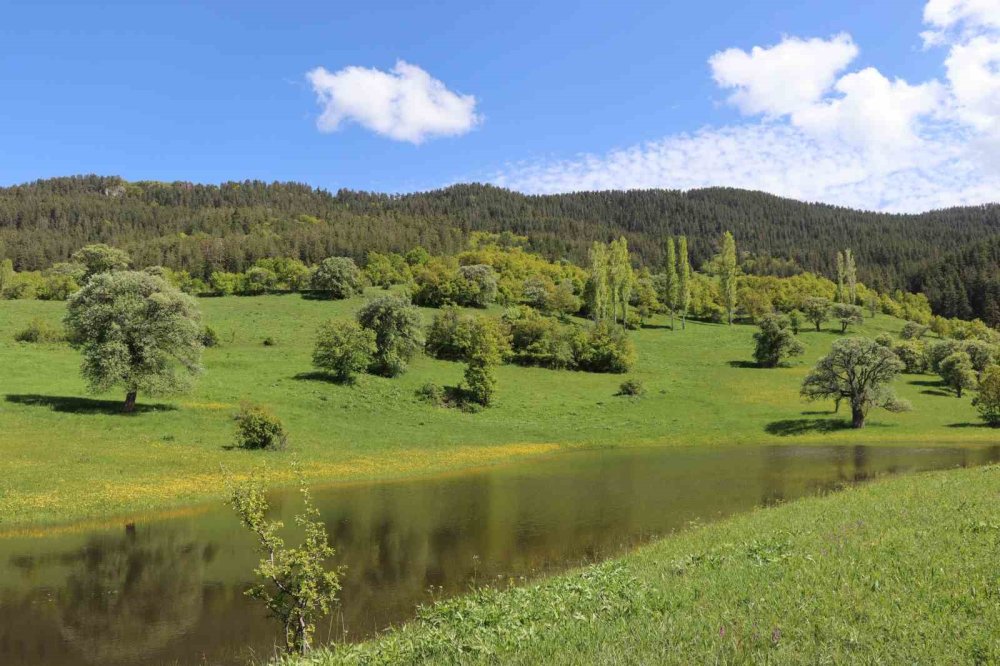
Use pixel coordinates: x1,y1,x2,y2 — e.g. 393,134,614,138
0,444,997,665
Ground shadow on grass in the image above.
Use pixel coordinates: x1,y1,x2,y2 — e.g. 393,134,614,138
727,360,760,369
292,371,355,385
920,389,953,397
909,379,946,387
4,394,176,415
640,323,675,330
947,422,993,429
764,417,855,436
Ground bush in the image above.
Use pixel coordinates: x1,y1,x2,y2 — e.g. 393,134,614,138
617,378,644,396
900,321,928,340
357,295,424,377
201,326,220,347
753,314,805,367
14,318,65,343
425,306,476,360
234,404,288,450
892,340,927,373
312,320,377,382
456,264,498,308
415,382,445,406
973,365,1000,426
573,321,636,374
263,336,277,347
310,257,362,300
504,307,574,369
875,333,893,347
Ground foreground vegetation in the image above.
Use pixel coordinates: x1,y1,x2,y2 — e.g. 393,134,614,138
289,463,1000,665
1,293,997,530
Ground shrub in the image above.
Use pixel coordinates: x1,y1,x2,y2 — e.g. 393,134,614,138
573,321,635,374
753,314,805,367
456,264,498,308
263,336,277,347
617,378,644,396
425,306,476,361
926,339,963,374
357,295,424,377
234,404,288,450
900,321,928,340
875,333,893,347
460,316,510,407
504,307,574,369
14,318,65,343
415,382,445,405
973,365,1000,426
310,257,362,300
312,320,377,382
939,351,977,398
201,326,220,348
892,340,927,373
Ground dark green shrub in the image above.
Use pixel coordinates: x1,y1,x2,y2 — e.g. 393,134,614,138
617,378,644,396
14,318,65,343
263,336,277,347
572,321,635,373
357,295,424,377
201,326,220,347
425,306,475,360
503,307,574,369
234,404,287,450
415,382,445,405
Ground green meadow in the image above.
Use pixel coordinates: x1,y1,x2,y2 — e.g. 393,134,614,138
0,292,993,529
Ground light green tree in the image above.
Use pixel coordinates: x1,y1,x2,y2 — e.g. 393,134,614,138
835,251,846,303
462,316,510,406
64,271,202,412
71,244,131,282
309,257,362,300
973,365,1000,426
587,242,610,323
662,237,678,330
939,351,977,398
228,474,342,655
677,236,692,330
718,231,738,325
0,258,14,296
312,320,377,383
844,249,858,305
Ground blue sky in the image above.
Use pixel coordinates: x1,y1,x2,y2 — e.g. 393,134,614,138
1,1,998,210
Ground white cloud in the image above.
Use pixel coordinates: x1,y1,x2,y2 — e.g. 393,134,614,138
306,60,481,144
710,34,858,116
494,3,1000,212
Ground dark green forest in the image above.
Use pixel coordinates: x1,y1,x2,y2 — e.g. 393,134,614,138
2,175,998,323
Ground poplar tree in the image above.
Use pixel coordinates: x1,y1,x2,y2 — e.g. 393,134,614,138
662,237,678,330
836,251,846,303
587,242,610,322
608,237,633,326
844,248,858,305
719,231,738,325
677,236,691,330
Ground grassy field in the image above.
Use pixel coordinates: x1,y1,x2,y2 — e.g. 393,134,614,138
0,292,994,528
292,463,1000,665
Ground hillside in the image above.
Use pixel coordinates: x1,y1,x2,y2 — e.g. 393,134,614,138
1,176,999,321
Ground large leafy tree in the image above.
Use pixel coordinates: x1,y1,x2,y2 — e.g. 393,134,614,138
753,313,805,367
64,271,203,412
801,337,905,428
309,257,362,299
71,243,131,282
356,295,424,377
973,365,1000,426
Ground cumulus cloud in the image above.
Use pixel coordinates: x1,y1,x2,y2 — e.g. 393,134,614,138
494,2,1000,212
710,34,858,116
306,60,481,144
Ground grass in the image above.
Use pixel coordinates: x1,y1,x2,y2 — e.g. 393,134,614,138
288,463,1000,665
0,292,994,528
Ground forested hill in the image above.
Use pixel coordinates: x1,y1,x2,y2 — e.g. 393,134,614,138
2,175,999,320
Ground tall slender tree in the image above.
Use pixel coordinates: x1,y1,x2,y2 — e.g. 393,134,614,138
835,251,846,303
662,237,678,330
844,248,858,305
677,236,691,330
587,242,610,323
608,237,633,326
719,231,738,325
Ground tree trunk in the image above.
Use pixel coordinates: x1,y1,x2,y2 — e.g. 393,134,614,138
957,386,963,398
123,391,137,413
815,322,821,332
851,404,865,429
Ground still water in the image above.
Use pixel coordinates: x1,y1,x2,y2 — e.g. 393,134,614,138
1,444,997,665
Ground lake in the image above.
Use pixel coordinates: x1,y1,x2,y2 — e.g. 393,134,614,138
1,443,997,665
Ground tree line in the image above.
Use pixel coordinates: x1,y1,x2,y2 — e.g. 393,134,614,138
2,176,1000,322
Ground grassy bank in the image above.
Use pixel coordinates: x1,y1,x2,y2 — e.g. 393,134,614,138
0,293,994,528
291,464,1000,665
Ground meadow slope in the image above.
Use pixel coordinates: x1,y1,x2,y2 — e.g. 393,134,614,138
0,293,994,528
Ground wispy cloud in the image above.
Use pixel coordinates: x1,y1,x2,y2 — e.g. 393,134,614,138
306,60,481,144
495,1,1000,212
